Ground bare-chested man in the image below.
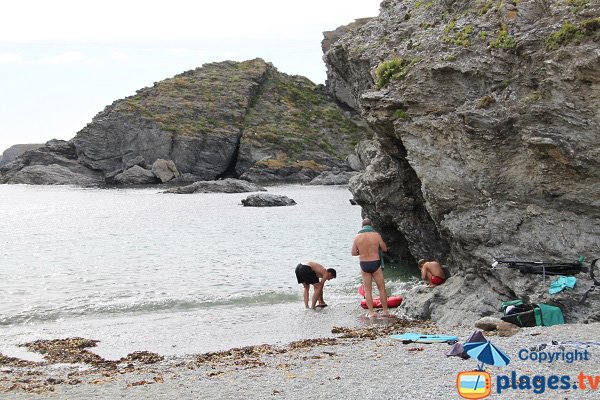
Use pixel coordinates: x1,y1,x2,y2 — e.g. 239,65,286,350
418,259,446,287
295,261,336,309
351,218,389,317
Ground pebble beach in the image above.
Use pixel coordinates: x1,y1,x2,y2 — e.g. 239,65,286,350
2,320,599,399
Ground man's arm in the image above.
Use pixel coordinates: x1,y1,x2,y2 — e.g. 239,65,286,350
421,264,429,281
378,234,388,253
351,237,359,256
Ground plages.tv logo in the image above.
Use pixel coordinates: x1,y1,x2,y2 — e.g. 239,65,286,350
457,370,492,399
455,340,511,399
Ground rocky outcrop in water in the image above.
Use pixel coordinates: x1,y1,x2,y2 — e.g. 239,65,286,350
1,59,373,186
323,0,600,324
241,193,296,207
0,144,44,167
0,140,104,185
163,178,265,194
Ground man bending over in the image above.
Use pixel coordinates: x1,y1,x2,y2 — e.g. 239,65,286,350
418,259,446,287
295,261,336,309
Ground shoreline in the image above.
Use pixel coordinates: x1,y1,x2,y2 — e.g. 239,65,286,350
2,320,599,399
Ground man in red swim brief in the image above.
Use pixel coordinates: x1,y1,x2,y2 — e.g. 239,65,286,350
418,259,446,287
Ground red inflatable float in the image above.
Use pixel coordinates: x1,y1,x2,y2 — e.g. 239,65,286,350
360,295,403,309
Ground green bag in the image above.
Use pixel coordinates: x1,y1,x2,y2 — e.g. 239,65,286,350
536,303,565,326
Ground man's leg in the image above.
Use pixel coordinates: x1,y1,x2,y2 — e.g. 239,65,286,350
372,268,389,316
361,271,376,317
311,282,323,309
303,283,310,308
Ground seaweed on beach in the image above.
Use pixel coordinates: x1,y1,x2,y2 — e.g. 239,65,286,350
196,344,281,366
120,351,164,364
0,353,41,368
21,338,115,368
332,318,436,339
287,338,337,350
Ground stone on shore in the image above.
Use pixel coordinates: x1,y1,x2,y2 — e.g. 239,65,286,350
163,178,266,194
152,159,181,183
497,321,521,337
474,316,503,332
113,165,159,185
241,193,296,207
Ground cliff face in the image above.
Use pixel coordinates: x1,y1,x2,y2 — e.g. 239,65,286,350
1,59,371,185
323,0,600,323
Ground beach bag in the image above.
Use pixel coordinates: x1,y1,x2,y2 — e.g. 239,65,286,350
501,308,537,327
500,302,564,327
535,304,565,327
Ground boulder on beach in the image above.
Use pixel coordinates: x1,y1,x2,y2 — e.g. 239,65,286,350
241,193,296,207
152,159,181,183
113,165,159,185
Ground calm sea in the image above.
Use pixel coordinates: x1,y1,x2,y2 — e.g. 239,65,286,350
0,184,418,360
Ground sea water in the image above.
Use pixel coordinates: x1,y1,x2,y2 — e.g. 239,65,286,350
0,184,418,360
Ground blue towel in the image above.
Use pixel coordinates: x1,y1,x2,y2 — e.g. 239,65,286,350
549,276,577,294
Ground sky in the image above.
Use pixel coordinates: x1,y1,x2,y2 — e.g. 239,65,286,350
0,0,381,153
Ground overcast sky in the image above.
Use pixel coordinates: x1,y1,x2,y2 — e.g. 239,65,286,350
0,0,380,153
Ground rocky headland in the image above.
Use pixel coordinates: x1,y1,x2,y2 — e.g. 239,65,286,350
0,144,44,168
0,59,372,186
322,0,600,324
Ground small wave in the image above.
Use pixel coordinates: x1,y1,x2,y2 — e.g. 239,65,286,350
0,291,300,326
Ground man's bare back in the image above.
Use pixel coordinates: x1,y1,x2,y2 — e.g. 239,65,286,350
418,260,446,287
351,232,387,261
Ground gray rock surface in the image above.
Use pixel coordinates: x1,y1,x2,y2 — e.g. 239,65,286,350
163,178,266,194
241,193,296,207
1,59,371,186
323,0,600,324
113,165,159,185
151,159,180,183
308,170,358,185
0,143,44,167
474,316,503,331
0,140,104,186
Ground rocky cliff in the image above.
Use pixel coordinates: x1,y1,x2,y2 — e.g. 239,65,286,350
0,59,372,185
0,144,44,167
323,0,600,323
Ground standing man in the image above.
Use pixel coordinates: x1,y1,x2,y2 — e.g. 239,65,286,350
351,218,389,317
295,261,336,309
418,259,446,287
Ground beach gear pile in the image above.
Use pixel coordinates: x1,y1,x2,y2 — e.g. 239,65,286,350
499,300,564,328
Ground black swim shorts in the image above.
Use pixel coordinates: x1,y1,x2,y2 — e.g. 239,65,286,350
295,264,319,285
360,260,381,274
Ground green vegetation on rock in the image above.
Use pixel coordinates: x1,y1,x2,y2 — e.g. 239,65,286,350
489,25,517,50
545,22,584,50
444,24,474,47
393,109,410,120
242,70,369,168
375,57,418,89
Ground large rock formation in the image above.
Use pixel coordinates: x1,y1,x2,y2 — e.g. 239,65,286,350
323,0,600,324
0,140,104,185
1,59,373,186
0,144,44,167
